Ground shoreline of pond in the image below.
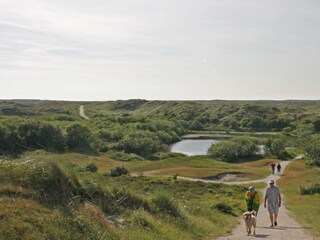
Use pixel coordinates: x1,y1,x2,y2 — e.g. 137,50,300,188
181,134,233,140
170,134,266,156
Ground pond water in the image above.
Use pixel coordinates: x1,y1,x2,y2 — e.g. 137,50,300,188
170,139,219,156
170,139,265,156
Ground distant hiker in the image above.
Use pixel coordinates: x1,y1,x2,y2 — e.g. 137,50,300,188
264,179,281,227
271,162,276,174
277,163,282,175
245,186,260,215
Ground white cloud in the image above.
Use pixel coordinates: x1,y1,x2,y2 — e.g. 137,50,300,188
0,0,319,100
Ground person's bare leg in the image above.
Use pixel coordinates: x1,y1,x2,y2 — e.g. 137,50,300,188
274,213,278,226
269,212,274,227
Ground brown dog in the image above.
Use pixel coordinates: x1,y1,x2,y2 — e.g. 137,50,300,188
243,211,257,235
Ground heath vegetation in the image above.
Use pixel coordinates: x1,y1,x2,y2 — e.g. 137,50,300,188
0,99,319,239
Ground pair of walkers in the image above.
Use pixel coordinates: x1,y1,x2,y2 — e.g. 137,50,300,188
245,179,281,227
271,162,282,175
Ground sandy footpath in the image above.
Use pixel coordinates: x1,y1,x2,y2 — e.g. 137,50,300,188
79,105,89,119
216,157,317,240
216,186,316,240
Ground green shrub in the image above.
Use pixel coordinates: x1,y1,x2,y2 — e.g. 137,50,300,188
208,136,258,162
108,151,144,161
109,166,129,177
85,163,98,172
300,183,320,195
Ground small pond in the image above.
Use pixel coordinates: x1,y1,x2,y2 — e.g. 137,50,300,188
170,137,265,156
170,139,219,156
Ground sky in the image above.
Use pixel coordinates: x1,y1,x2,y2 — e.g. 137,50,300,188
1,0,320,101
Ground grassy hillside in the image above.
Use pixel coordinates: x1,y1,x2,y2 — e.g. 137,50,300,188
278,159,320,237
2,99,320,132
1,152,319,239
0,151,248,240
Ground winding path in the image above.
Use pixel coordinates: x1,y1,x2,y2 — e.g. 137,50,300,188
179,156,316,239
79,105,89,119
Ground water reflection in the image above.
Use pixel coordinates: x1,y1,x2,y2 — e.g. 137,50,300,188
170,139,219,156
170,139,265,156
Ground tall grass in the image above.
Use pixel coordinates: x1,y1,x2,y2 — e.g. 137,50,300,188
278,159,320,237
0,152,251,239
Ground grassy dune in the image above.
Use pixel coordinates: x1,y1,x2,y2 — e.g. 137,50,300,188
278,159,320,237
0,151,319,239
0,152,248,240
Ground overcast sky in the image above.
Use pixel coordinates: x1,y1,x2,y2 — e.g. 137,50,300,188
1,0,319,101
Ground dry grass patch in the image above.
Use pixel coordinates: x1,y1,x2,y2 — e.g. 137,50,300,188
278,159,320,238
140,167,224,178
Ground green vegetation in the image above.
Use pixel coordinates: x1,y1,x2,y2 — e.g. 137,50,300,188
0,152,247,239
278,159,320,237
0,99,320,239
86,162,98,172
304,134,320,166
1,99,320,160
109,166,129,177
300,183,320,195
208,136,258,162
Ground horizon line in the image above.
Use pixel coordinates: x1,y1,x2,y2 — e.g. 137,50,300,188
1,98,320,102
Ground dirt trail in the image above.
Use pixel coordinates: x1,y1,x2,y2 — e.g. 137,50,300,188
215,156,317,240
174,156,316,239
79,105,89,119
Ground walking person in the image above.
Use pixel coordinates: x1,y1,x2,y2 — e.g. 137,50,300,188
271,162,276,174
245,186,260,215
277,163,282,175
264,179,281,227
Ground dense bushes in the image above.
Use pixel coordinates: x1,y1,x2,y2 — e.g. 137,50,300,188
66,124,91,149
0,120,65,155
208,136,258,162
0,116,183,158
2,100,320,159
304,134,320,166
264,137,291,159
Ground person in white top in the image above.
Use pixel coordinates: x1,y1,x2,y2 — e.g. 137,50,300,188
264,179,281,227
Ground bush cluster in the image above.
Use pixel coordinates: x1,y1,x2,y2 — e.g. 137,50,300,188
109,166,129,177
208,136,258,162
300,183,320,195
85,163,98,172
0,115,184,159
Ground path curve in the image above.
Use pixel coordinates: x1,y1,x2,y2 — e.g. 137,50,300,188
178,156,302,185
79,105,89,119
174,156,315,239
133,156,316,239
